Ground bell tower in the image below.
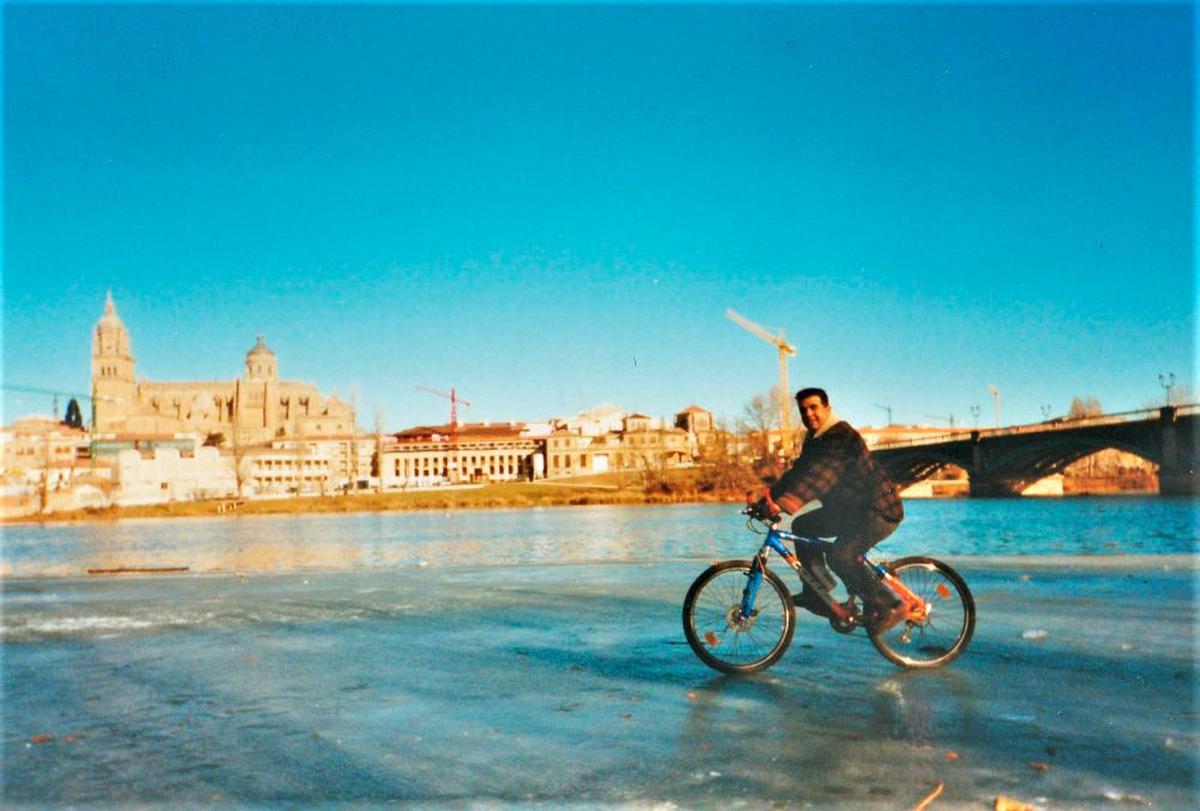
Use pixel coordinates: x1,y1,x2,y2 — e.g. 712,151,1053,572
91,291,136,431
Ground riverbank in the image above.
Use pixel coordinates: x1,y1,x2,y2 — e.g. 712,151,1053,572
4,471,744,525
3,471,1173,526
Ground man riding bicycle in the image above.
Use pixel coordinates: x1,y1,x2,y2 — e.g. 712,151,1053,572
748,387,906,630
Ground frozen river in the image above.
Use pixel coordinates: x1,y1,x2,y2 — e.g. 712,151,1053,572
2,500,1197,807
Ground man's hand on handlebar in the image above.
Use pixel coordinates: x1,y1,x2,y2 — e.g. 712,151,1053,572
744,491,781,524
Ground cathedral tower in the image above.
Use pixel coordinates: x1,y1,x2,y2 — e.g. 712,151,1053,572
244,335,278,381
236,335,279,439
91,292,136,431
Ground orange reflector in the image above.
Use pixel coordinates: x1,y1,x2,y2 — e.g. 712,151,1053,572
704,631,720,647
936,583,952,599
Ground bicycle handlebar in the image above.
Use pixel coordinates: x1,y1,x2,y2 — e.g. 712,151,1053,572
741,506,781,531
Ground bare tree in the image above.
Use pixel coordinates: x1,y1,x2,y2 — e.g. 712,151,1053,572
231,429,248,497
740,391,778,452
374,406,385,494
637,450,672,495
739,388,785,478
696,418,758,494
36,433,51,514
1067,396,1104,419
349,386,360,492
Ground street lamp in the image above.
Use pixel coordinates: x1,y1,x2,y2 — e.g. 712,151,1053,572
970,404,981,429
986,385,1001,428
1040,404,1052,420
1159,372,1176,406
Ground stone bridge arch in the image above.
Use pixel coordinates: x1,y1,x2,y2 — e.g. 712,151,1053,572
971,435,1159,496
876,448,975,488
871,406,1197,497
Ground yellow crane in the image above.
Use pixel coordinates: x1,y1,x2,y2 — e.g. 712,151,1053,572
725,308,797,455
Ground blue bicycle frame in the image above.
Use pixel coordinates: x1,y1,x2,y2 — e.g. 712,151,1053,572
738,525,892,623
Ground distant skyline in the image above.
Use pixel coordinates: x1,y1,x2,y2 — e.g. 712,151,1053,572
3,2,1194,432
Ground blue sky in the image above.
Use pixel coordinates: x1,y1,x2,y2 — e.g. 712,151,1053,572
3,2,1194,431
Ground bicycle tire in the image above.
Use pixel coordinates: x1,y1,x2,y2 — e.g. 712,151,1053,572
682,559,796,674
869,556,975,669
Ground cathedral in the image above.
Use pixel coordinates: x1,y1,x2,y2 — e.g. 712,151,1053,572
90,293,355,443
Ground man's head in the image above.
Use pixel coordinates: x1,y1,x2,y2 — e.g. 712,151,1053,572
795,387,831,432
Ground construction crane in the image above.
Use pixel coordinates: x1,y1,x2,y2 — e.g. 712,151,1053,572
922,412,957,429
414,385,471,483
725,308,798,455
2,383,123,427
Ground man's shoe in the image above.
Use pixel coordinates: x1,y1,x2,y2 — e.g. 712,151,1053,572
866,601,909,633
792,590,834,618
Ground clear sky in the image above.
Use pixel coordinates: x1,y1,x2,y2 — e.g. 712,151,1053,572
3,2,1194,432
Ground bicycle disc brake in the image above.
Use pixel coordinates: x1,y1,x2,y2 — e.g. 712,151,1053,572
725,604,758,631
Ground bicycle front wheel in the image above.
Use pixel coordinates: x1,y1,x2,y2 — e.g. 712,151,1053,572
869,556,975,669
682,559,796,674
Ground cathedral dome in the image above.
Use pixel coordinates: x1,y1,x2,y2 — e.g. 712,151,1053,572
245,335,278,381
246,335,276,360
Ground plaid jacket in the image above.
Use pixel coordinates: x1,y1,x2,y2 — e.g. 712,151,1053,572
768,421,903,523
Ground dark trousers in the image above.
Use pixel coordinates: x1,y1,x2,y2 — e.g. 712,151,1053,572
790,507,900,609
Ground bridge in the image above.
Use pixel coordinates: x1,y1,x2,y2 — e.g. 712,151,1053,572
872,405,1198,496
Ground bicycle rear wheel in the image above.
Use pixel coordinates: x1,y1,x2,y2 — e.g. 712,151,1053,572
869,556,975,669
682,559,795,674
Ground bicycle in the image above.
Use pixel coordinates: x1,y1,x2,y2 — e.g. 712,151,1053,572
682,509,975,672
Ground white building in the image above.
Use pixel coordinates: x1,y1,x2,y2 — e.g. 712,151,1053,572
272,435,376,491
240,446,333,497
114,445,238,506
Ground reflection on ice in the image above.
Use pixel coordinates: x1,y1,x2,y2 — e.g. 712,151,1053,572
2,499,1196,579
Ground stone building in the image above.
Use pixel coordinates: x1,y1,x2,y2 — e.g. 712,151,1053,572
675,404,717,457
272,435,377,491
0,416,101,516
544,407,706,478
1,416,90,481
380,405,715,487
91,293,355,443
674,405,714,435
381,423,543,488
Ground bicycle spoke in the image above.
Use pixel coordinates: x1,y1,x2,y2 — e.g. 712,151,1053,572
684,562,795,671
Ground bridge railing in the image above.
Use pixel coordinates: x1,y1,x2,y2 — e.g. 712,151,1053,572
871,403,1197,451
869,430,969,450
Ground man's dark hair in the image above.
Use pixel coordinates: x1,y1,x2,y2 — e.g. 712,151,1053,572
795,387,829,406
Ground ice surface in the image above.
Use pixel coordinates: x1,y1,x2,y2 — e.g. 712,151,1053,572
1,566,1195,806
2,501,1197,806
